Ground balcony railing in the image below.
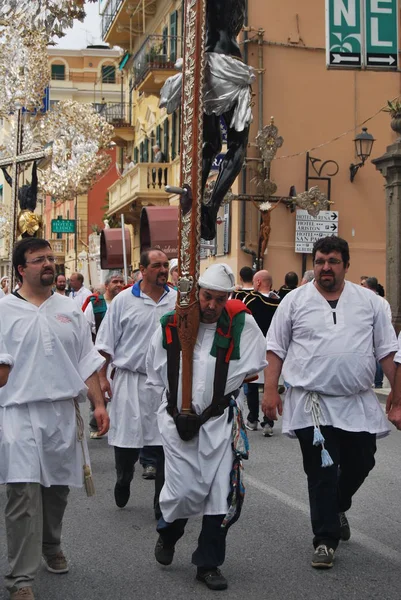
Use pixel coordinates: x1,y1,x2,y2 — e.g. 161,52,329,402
49,239,66,257
108,162,174,214
101,0,124,38
133,34,182,89
50,71,122,85
94,102,132,127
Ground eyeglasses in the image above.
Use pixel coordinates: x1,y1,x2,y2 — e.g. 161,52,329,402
25,255,57,265
149,262,169,269
314,258,342,266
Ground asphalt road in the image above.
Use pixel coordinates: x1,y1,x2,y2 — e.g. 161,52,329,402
1,399,401,600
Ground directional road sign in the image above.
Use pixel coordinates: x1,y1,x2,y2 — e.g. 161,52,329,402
365,0,398,69
295,210,339,254
326,0,362,67
326,0,399,69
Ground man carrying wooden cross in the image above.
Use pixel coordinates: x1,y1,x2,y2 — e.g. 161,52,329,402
146,264,266,590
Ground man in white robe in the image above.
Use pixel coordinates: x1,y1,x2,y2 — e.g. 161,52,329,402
95,249,176,515
262,236,398,570
146,263,266,591
69,272,91,308
0,237,109,600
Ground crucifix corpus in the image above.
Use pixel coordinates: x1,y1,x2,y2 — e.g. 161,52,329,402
0,110,46,287
163,0,254,436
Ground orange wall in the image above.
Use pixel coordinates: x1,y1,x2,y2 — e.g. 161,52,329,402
238,0,401,289
88,146,119,233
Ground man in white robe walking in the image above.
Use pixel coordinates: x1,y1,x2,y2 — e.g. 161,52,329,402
262,236,398,569
146,263,266,590
95,249,177,515
0,237,109,600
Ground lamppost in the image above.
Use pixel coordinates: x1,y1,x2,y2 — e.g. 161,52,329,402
350,127,375,182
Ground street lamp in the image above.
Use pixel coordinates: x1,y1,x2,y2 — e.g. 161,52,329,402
350,127,375,182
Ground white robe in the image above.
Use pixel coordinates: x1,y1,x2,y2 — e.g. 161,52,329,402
70,285,92,309
0,293,104,487
266,281,398,437
0,288,4,299
95,284,177,448
146,313,267,522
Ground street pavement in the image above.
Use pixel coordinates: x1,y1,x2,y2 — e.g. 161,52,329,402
1,395,401,600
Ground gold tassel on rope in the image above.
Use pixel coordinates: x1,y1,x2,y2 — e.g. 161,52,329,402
74,398,95,497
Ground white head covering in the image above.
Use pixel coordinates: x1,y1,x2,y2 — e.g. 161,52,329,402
198,263,235,293
169,258,178,274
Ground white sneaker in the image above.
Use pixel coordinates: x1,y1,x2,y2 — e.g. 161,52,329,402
262,425,273,437
245,420,259,431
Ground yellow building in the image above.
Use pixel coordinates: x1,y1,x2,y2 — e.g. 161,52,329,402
102,0,400,286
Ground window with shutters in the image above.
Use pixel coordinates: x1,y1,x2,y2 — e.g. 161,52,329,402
144,138,149,162
170,11,178,62
171,111,177,160
163,118,169,162
51,64,65,80
140,142,144,163
102,65,116,84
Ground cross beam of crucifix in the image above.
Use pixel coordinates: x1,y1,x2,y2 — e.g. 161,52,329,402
0,109,46,284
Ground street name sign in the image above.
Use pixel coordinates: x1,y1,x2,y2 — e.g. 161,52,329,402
295,210,339,254
326,0,399,69
51,219,76,234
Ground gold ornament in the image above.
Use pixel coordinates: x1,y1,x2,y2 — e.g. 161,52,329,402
294,186,333,217
38,101,114,200
17,211,43,238
0,28,50,117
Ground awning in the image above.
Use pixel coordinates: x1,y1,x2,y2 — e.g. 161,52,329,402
100,227,132,269
140,206,178,258
119,52,131,70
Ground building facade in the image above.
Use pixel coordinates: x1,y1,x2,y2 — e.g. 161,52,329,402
101,0,400,287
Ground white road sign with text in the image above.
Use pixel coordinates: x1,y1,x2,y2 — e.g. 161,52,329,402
295,210,339,254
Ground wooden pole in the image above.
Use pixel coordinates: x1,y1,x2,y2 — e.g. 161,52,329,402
175,0,206,414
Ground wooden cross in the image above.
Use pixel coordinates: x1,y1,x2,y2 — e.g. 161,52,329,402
0,109,46,287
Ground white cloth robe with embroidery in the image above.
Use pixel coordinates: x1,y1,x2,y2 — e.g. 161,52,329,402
0,294,104,487
146,314,267,522
265,281,398,438
95,284,177,448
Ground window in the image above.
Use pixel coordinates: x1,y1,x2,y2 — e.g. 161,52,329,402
171,111,177,160
162,26,168,57
102,65,116,84
140,142,144,163
51,64,65,81
170,11,178,63
163,118,169,162
134,147,139,164
144,138,149,162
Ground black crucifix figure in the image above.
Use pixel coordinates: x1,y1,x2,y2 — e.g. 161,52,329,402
160,0,254,240
2,160,42,238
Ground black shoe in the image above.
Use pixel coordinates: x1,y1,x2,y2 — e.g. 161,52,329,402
196,568,228,590
154,536,175,565
339,511,351,541
311,545,335,569
114,483,130,508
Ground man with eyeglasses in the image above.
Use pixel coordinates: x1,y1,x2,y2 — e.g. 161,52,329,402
0,238,109,600
262,236,398,570
95,248,177,517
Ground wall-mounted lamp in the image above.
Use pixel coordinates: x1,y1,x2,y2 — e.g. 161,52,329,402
350,127,375,182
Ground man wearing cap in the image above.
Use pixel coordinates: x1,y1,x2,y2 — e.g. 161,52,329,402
168,258,179,290
146,263,266,590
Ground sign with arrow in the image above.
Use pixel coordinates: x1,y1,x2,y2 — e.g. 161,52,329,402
295,210,339,253
365,0,398,69
326,0,362,67
326,0,399,69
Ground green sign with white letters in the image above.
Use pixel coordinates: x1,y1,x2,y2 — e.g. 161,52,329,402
365,0,398,68
51,219,76,234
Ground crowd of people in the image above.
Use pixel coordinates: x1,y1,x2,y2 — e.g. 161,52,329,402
0,235,401,599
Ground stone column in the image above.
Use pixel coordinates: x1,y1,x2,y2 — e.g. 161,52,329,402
372,137,401,333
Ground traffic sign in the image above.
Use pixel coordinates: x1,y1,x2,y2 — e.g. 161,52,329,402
365,0,398,69
326,0,399,69
326,0,362,67
51,219,76,234
295,210,339,254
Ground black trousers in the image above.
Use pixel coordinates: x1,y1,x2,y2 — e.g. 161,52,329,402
114,446,165,517
157,514,227,568
295,426,376,550
247,383,274,427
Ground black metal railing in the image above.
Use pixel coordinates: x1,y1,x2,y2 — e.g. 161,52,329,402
133,34,182,88
94,102,132,126
101,0,124,38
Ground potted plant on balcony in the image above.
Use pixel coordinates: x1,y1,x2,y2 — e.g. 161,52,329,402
383,99,401,136
146,43,165,67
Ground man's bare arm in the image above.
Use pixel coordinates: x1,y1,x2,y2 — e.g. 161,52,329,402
98,351,112,398
262,351,283,421
85,372,110,436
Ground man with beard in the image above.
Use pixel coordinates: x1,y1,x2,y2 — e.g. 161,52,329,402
147,263,266,590
262,236,398,570
54,273,68,296
0,238,109,600
95,249,176,516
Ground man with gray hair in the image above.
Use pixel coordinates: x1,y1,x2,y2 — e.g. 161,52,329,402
301,270,314,285
83,271,125,438
147,263,266,590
